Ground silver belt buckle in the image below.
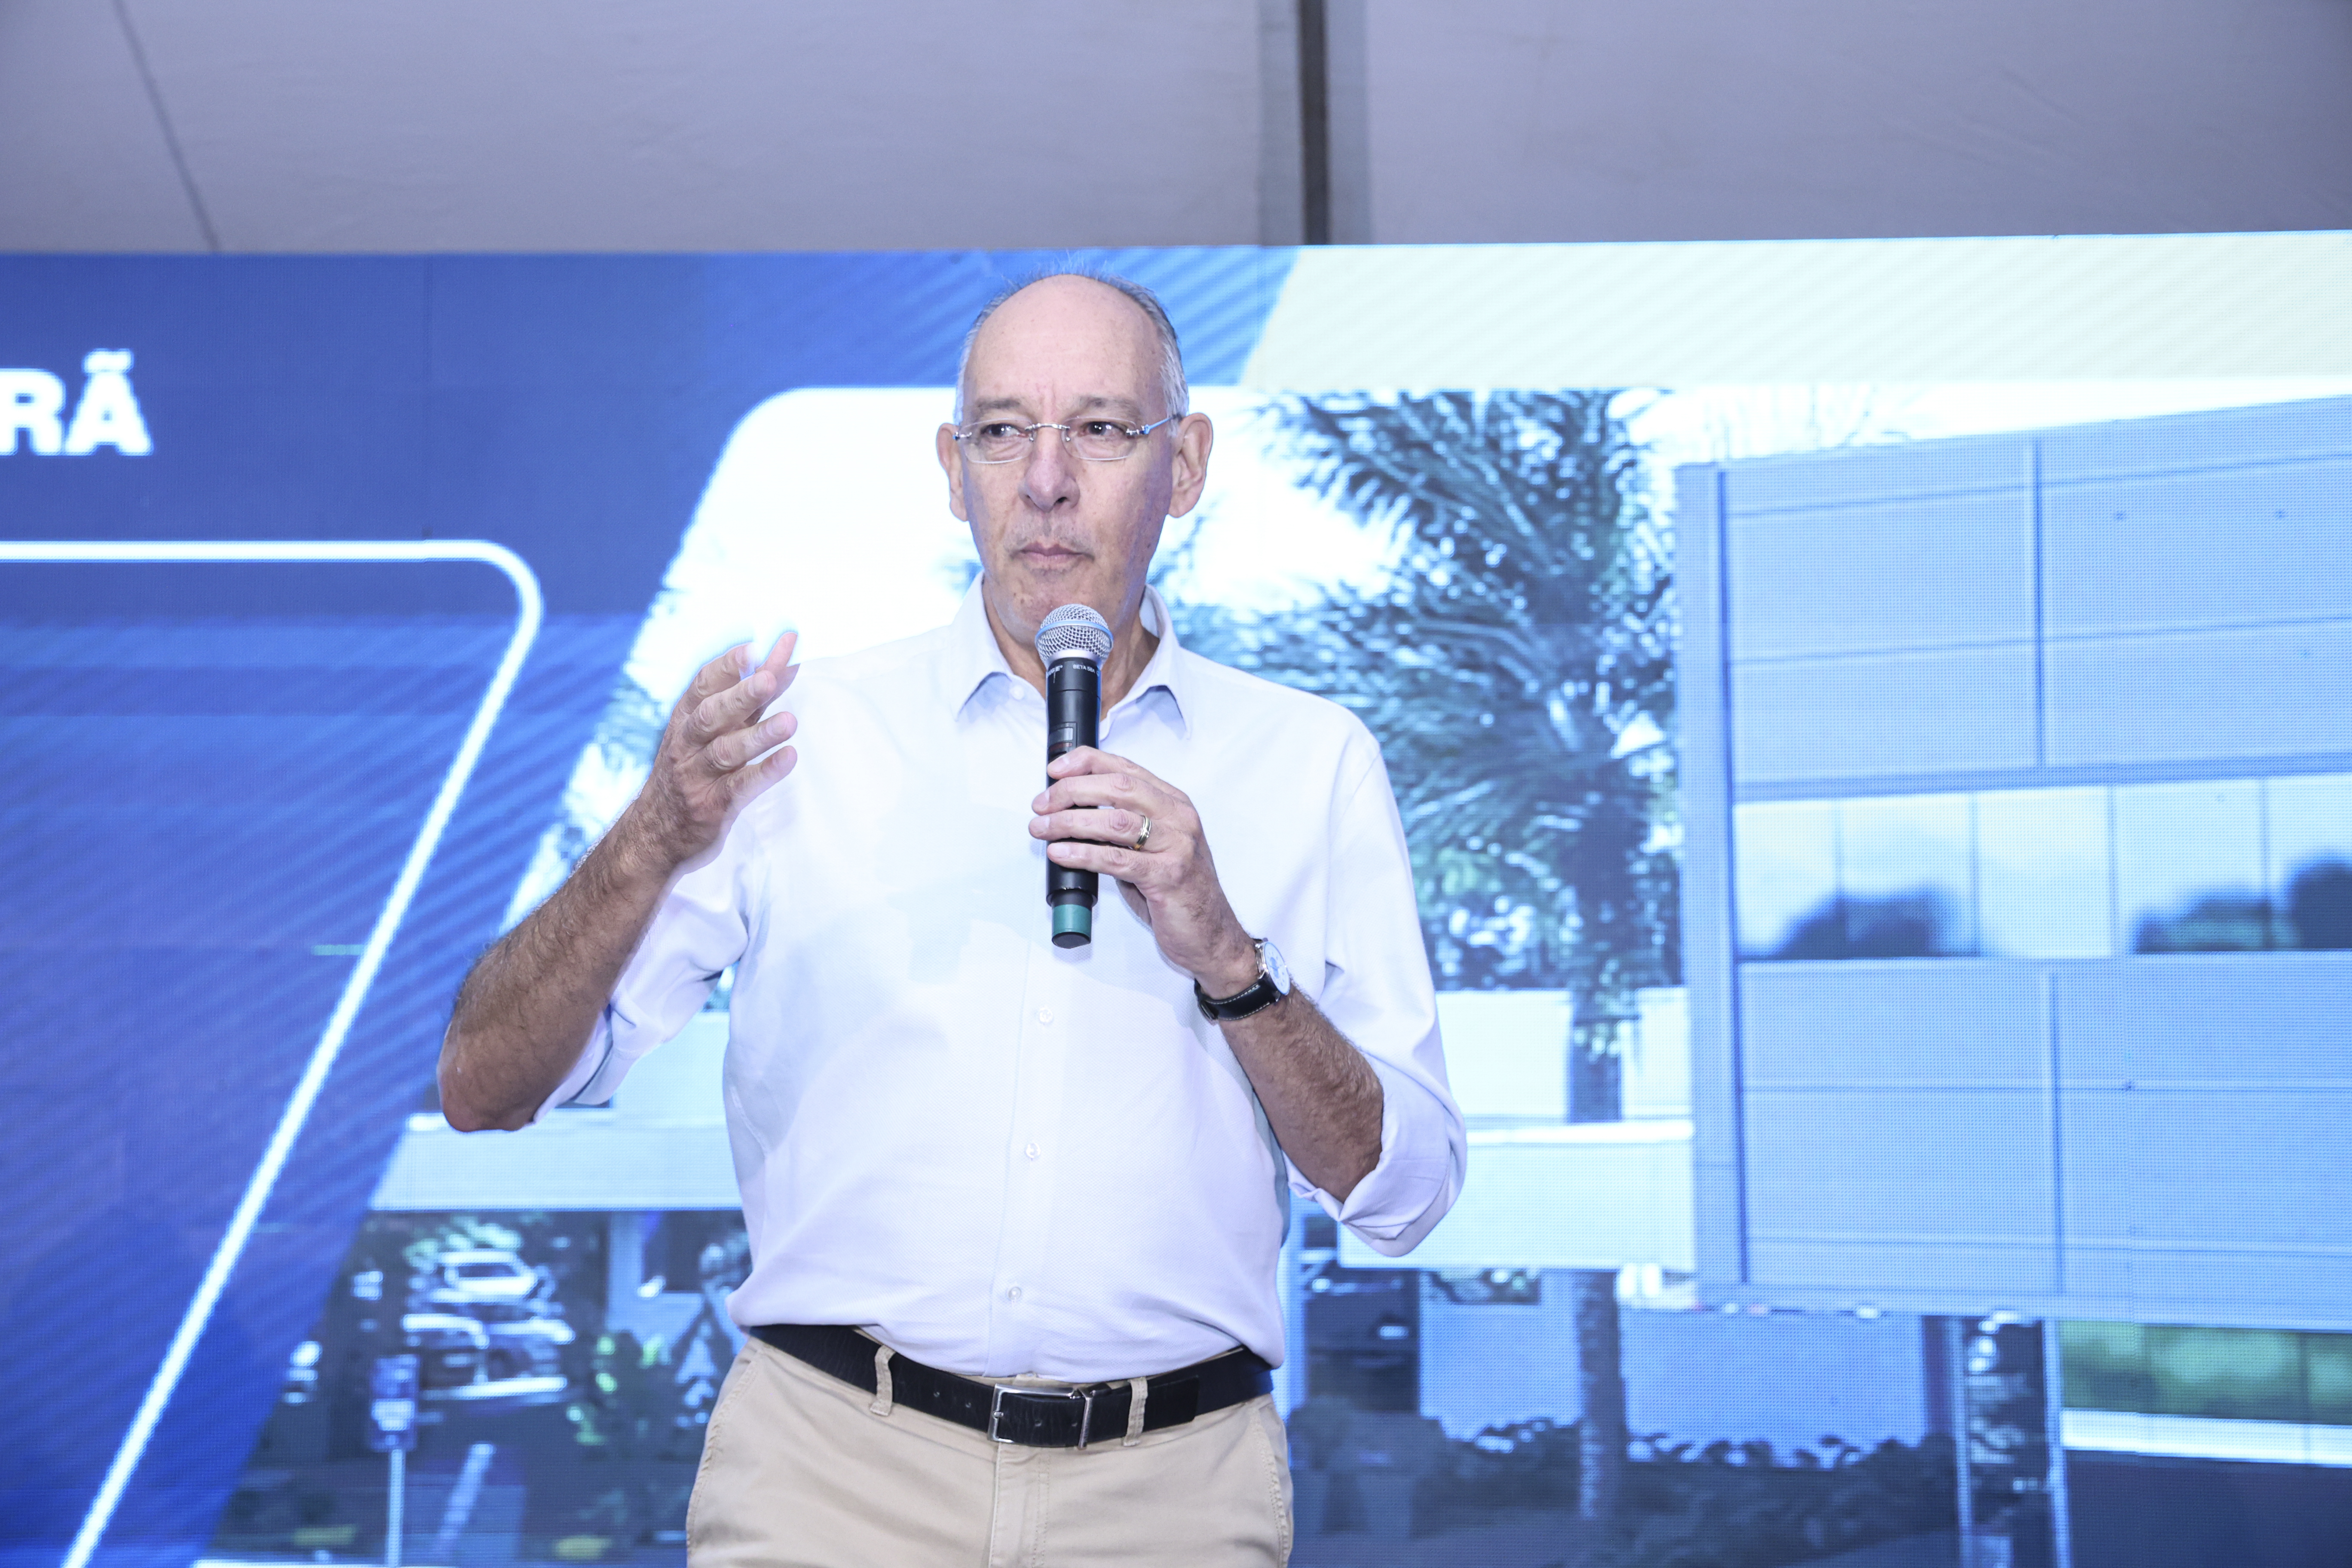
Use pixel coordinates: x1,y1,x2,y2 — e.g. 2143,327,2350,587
988,1383,1100,1449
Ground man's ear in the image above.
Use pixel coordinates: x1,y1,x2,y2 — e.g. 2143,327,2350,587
937,424,970,521
1166,412,1215,518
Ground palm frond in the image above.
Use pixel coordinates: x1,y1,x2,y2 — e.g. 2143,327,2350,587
1176,390,1681,1055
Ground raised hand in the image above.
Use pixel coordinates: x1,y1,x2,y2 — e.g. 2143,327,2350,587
438,631,801,1131
623,634,801,871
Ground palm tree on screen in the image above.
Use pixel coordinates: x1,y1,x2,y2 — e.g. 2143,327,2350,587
1175,389,1678,1524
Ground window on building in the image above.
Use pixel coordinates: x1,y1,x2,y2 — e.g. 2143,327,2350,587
2267,773,2352,951
2061,1319,2352,1427
1733,800,1838,959
2114,780,2267,953
1977,787,2112,959
1837,792,1975,957
1733,770,2350,964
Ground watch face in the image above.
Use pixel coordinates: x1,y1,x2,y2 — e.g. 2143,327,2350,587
1259,939,1292,995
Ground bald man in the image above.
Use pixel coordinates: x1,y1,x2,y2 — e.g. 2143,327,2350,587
439,273,1464,1566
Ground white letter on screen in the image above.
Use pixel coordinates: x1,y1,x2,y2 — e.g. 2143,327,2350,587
64,351,153,457
0,369,67,455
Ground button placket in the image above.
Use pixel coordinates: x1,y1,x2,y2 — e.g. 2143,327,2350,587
997,951,1071,1361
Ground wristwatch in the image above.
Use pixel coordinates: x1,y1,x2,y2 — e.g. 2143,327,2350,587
1194,938,1292,1022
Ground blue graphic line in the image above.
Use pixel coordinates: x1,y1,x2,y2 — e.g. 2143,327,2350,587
1,541,547,1568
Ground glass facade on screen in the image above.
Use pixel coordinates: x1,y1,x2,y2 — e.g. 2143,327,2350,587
1737,771,2352,962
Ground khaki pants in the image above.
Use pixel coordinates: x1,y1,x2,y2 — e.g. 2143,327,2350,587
687,1335,1295,1568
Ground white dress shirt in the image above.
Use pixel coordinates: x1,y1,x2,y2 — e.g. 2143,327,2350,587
542,583,1464,1382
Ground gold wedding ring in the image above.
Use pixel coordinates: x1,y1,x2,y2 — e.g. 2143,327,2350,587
1132,814,1152,851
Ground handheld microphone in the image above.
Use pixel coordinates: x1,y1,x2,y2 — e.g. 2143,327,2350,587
1035,604,1114,949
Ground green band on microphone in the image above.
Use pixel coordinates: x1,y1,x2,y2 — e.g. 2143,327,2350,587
1052,903,1092,948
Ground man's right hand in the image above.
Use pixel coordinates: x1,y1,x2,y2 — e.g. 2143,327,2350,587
439,633,799,1132
618,634,802,872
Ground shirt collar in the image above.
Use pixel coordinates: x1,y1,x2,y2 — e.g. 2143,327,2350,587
941,578,1193,737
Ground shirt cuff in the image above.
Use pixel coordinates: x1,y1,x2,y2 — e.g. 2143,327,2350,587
525,1010,625,1125
1293,1054,1464,1258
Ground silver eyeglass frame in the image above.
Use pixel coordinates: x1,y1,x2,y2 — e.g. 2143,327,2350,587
951,413,1182,464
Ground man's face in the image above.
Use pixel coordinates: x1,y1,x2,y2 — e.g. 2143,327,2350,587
938,277,1212,647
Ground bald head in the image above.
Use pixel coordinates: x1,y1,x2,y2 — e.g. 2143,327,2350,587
955,273,1188,425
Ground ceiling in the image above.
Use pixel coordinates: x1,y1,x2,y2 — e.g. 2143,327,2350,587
2,0,2347,254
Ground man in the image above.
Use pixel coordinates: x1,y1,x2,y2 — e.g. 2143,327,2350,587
438,273,1464,1565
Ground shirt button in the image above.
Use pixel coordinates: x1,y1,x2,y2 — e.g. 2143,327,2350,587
1006,1285,1022,1301
1037,1007,1054,1024
1025,1142,1039,1161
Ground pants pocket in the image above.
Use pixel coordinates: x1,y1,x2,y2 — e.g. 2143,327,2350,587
1252,1399,1295,1565
685,1342,760,1557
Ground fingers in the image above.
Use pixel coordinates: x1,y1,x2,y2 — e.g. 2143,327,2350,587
1029,804,1150,846
678,643,751,718
727,740,799,805
691,630,796,691
630,637,805,868
1033,754,1186,818
691,666,774,741
1033,776,1142,816
1044,838,1156,883
710,709,799,773
685,636,800,745
1039,763,1250,980
1046,747,1164,790
758,630,800,679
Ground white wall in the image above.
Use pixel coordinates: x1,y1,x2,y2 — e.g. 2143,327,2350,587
1440,986,1689,1123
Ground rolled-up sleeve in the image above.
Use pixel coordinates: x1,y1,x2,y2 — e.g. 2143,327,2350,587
528,830,754,1121
1293,733,1466,1256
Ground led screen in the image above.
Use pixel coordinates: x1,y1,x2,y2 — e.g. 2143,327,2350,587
6,238,2352,1568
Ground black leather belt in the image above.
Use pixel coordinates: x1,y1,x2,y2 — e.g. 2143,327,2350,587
750,1322,1271,1449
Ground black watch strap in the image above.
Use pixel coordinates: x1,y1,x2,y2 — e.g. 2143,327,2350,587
1195,971,1283,1022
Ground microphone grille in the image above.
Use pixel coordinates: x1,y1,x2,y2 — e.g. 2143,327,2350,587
1035,603,1113,666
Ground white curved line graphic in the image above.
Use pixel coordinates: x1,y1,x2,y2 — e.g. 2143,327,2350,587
0,542,544,1568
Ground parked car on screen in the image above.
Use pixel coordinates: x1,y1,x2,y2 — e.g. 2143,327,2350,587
432,1249,542,1302
422,1291,574,1383
401,1312,490,1393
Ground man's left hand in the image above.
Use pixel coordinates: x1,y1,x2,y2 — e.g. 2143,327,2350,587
1035,747,1385,1199
1030,747,1261,993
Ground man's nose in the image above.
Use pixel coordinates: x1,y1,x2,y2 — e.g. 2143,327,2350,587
1019,425,1080,511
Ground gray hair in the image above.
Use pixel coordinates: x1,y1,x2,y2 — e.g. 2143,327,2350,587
953,270,1189,425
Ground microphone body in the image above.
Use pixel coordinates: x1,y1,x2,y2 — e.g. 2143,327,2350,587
1045,653,1100,947
1034,604,1115,949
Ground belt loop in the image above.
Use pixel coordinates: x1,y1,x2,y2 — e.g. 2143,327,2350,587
1122,1376,1148,1446
868,1344,895,1417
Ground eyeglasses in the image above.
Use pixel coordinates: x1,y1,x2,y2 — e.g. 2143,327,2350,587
952,413,1181,465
